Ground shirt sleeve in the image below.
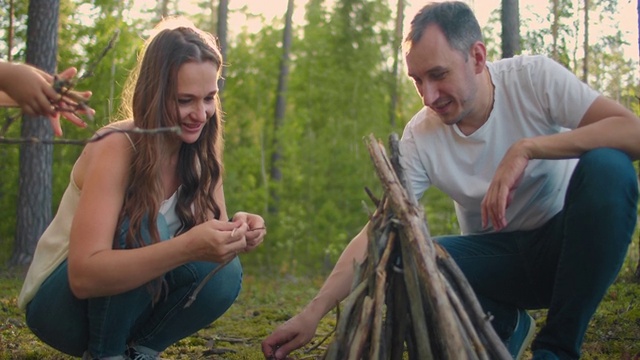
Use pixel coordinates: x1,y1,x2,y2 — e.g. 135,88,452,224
531,56,600,129
399,121,432,201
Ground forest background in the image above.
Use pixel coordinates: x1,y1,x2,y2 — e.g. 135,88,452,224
0,0,638,276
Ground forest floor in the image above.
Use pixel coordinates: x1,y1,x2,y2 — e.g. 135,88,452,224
1,256,640,360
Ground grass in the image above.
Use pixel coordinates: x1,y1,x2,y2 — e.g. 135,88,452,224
2,254,640,359
0,266,335,360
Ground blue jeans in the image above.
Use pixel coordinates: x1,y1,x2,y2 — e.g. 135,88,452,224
26,215,243,357
436,148,638,360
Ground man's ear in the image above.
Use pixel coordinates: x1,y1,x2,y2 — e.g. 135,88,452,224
470,41,487,74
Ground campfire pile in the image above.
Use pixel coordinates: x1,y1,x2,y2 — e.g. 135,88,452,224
322,134,512,360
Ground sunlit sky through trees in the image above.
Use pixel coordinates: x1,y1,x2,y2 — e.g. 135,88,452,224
136,0,638,61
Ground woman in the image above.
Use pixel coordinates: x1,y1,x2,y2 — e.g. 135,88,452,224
18,18,266,360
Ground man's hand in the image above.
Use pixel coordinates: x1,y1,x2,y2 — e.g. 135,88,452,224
481,139,532,230
262,311,319,360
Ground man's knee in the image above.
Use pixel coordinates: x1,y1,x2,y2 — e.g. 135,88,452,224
577,148,635,183
573,148,638,199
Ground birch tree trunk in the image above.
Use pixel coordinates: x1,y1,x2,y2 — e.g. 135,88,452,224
551,0,560,61
268,0,294,215
501,0,520,58
582,0,589,82
389,0,404,127
216,0,228,95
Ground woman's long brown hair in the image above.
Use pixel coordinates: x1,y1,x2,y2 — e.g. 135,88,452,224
117,18,224,301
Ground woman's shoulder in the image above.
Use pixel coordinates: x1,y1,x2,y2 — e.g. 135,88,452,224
97,119,135,133
72,120,136,190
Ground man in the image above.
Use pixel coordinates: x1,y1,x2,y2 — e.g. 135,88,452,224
262,2,640,359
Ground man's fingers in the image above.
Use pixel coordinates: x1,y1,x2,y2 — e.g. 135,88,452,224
261,340,279,359
273,335,305,360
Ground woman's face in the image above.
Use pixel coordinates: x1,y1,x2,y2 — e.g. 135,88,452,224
175,61,219,144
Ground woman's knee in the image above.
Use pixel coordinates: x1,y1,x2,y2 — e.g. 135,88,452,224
26,302,88,357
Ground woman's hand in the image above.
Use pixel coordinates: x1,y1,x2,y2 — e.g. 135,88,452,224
231,212,266,253
187,219,249,263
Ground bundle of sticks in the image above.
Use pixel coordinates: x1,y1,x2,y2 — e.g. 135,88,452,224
322,134,512,360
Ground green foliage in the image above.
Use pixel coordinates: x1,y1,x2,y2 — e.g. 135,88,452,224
61,0,145,126
0,110,21,265
217,0,427,272
0,0,637,277
0,0,30,59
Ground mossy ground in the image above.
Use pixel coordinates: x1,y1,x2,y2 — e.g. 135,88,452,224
2,256,640,359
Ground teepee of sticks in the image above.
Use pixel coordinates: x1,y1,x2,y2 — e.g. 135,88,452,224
322,134,512,360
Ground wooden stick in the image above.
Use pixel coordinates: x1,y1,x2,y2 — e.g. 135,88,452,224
369,230,396,360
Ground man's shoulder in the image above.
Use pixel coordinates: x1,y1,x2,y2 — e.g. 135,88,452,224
489,54,555,74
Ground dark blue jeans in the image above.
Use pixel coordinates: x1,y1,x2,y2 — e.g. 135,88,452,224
436,148,638,360
26,215,243,357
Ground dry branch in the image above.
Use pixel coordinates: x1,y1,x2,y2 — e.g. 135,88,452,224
0,126,181,145
322,133,512,360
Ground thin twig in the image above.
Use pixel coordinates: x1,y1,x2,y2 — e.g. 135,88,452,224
77,30,120,82
304,329,336,354
184,257,234,308
47,32,119,124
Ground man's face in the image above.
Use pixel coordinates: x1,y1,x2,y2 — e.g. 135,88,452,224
405,24,480,127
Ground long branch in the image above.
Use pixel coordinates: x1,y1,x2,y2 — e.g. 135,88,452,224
0,126,181,145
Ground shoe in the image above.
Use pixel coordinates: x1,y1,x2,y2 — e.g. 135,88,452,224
504,309,536,360
532,349,560,359
126,347,161,360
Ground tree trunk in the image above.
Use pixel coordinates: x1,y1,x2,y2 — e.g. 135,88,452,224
582,0,589,82
389,0,404,128
157,0,170,19
635,0,640,281
269,0,294,215
216,0,229,95
500,0,520,58
10,0,59,266
551,0,560,61
7,0,14,61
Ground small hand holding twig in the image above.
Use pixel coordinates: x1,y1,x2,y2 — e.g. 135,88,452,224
184,219,266,308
